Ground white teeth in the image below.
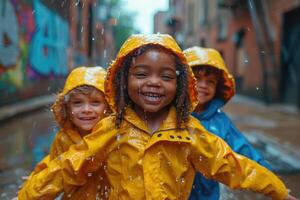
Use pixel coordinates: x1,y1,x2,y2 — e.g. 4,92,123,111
145,96,160,101
143,93,161,97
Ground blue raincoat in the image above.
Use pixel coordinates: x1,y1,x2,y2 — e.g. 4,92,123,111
189,99,272,200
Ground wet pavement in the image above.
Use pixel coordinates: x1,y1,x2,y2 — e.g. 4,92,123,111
0,95,299,199
0,108,56,199
222,95,300,199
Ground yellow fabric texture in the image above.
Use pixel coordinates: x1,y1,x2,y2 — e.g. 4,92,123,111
18,34,288,200
184,46,235,102
19,66,110,200
18,108,288,200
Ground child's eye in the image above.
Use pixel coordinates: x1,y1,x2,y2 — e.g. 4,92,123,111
161,73,175,81
161,75,174,81
207,80,217,85
72,101,83,106
91,101,101,106
134,72,147,78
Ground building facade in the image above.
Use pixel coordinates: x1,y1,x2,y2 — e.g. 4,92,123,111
155,0,300,108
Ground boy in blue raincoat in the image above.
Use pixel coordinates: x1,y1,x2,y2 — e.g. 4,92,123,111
184,46,272,200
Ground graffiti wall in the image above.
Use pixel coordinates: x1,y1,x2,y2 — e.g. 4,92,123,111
0,0,70,105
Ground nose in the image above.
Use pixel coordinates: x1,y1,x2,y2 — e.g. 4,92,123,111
146,76,161,87
82,103,92,113
197,80,207,88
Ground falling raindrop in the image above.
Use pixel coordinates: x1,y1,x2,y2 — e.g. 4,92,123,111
92,37,95,41
32,10,35,14
75,0,80,6
103,49,107,58
261,50,265,54
81,26,84,33
101,28,104,35
244,59,249,63
176,70,180,76
256,87,259,90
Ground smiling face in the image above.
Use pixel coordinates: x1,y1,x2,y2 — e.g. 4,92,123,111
68,89,109,136
128,48,177,117
193,68,218,112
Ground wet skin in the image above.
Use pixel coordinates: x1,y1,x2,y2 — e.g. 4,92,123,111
68,90,109,136
128,49,177,132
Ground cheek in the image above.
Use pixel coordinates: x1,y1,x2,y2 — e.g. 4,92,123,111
95,104,108,115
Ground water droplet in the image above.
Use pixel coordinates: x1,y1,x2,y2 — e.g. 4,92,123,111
180,177,185,184
199,156,203,162
116,134,121,141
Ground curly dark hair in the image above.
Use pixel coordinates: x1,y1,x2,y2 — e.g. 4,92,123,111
113,44,190,129
192,65,230,101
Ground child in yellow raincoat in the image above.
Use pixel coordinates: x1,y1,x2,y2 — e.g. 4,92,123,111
20,66,111,199
18,34,296,200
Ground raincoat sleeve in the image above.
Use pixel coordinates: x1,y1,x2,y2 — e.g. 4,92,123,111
188,119,288,200
18,116,118,200
223,115,272,170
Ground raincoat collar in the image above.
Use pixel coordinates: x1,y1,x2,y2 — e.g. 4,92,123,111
192,99,224,120
63,128,85,145
124,106,179,135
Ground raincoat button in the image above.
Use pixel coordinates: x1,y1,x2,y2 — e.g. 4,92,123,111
157,133,162,137
186,137,190,140
170,135,175,139
177,136,182,139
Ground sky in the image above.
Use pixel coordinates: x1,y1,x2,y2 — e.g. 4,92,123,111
123,0,169,34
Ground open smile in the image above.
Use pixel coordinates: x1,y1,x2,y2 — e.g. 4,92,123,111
140,92,164,104
78,116,98,121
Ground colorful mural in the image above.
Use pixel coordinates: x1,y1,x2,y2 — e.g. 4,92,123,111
0,0,70,105
30,0,69,76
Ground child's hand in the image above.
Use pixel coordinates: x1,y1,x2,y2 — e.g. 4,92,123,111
285,194,298,200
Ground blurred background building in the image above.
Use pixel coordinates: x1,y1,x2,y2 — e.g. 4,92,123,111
155,0,300,109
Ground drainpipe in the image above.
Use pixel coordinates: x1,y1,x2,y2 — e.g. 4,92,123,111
247,0,271,103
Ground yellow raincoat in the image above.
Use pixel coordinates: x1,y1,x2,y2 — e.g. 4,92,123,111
19,34,288,200
19,66,110,200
